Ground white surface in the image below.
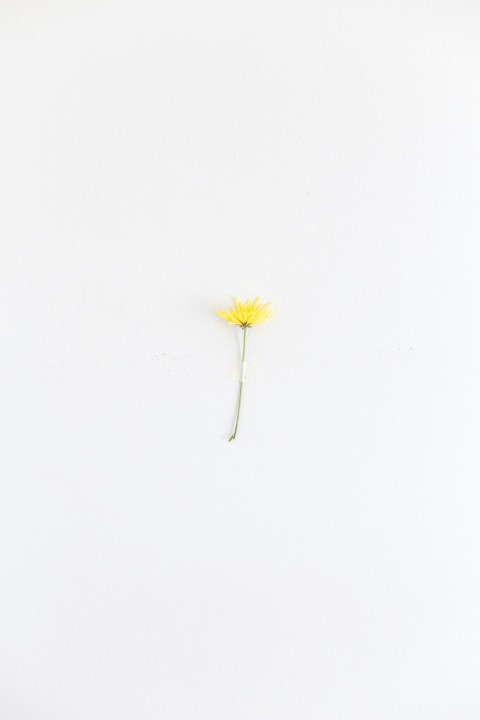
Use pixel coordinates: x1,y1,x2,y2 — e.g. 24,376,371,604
1,1,480,718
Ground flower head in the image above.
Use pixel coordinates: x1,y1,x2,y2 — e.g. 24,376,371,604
216,296,273,328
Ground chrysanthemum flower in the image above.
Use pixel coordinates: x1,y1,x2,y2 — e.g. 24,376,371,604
216,296,273,441
216,297,273,328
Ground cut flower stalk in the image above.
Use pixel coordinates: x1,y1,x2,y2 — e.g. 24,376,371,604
216,296,273,442
229,326,247,442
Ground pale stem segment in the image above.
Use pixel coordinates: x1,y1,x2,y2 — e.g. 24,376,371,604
229,326,247,442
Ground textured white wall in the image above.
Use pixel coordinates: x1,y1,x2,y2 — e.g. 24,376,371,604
1,1,480,718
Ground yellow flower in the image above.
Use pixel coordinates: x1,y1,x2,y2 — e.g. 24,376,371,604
216,296,273,328
216,296,273,441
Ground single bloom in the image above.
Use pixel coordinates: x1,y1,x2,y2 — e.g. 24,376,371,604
216,296,273,442
216,296,273,328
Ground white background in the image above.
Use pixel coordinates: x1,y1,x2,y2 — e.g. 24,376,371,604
1,1,480,718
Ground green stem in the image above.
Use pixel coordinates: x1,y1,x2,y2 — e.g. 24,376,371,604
229,326,247,441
